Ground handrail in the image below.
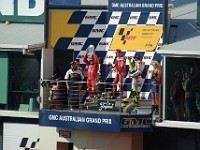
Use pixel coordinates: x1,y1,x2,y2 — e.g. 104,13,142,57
41,79,161,115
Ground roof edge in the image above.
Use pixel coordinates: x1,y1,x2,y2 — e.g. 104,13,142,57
157,49,200,57
0,42,45,50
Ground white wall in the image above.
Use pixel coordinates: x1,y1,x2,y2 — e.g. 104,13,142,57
3,122,143,150
73,130,133,150
39,126,143,150
3,123,39,150
40,48,53,109
39,126,58,150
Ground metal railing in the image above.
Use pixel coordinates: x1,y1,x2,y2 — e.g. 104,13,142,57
41,79,160,115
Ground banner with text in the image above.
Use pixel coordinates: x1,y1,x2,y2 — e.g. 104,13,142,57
109,0,164,12
110,25,163,51
39,110,152,132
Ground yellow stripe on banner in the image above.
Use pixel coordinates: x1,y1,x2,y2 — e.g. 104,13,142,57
48,10,80,48
110,25,163,51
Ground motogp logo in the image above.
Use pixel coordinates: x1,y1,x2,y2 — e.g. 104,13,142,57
118,28,135,44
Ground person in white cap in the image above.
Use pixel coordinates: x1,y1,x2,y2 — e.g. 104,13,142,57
64,61,84,110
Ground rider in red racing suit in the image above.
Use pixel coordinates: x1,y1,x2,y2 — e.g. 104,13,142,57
112,49,126,98
83,49,99,98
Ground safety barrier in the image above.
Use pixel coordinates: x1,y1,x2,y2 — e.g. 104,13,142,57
41,79,161,115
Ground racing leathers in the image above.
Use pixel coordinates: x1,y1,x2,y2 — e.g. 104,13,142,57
83,53,99,98
128,59,145,106
113,56,126,98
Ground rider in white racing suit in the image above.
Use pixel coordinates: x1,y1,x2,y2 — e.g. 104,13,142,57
123,54,145,113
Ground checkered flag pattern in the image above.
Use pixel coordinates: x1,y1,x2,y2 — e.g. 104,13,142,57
20,138,40,150
54,11,163,100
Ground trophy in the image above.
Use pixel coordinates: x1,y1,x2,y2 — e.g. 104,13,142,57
87,45,94,58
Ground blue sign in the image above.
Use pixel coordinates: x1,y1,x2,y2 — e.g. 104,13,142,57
49,0,80,5
198,0,200,6
109,0,164,12
39,110,152,132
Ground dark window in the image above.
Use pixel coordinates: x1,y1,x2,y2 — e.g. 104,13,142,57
165,57,200,122
8,52,41,111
